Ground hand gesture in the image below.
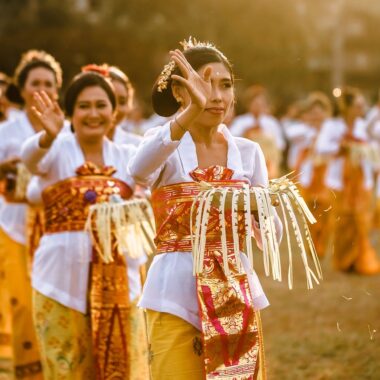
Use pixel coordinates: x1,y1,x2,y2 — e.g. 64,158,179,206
32,91,64,140
170,49,212,111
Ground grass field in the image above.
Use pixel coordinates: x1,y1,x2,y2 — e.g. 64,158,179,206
258,234,380,380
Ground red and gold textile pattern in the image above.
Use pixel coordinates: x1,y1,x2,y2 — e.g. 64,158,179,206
26,206,45,259
42,162,132,233
42,162,133,380
151,165,262,380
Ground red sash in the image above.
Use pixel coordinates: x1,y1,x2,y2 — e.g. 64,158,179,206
42,162,133,380
152,165,261,379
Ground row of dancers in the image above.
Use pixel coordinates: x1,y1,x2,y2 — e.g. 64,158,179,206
0,39,379,380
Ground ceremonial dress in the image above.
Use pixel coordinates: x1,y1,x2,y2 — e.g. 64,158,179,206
316,117,380,273
297,121,333,258
129,122,282,379
21,132,148,379
0,112,42,379
229,113,285,178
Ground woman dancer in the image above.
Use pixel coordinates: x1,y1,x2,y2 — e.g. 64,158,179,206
297,92,333,258
129,38,282,379
21,69,147,379
317,87,380,274
0,49,62,380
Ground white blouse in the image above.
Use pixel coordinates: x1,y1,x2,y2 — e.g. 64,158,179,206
113,125,143,147
316,118,374,191
21,132,139,313
128,122,283,330
284,121,315,170
0,112,36,244
229,113,286,151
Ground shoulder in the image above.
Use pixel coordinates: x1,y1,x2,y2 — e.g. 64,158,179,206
261,114,281,127
230,113,253,127
108,138,137,160
233,136,265,163
233,135,261,151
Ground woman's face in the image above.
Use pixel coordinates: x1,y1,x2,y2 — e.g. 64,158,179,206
175,62,234,127
72,85,114,142
309,104,329,127
112,79,130,126
249,94,268,116
21,66,58,107
349,94,366,118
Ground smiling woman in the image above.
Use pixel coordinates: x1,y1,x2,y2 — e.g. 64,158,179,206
20,67,148,379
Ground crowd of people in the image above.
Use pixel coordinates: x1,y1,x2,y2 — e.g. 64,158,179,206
0,39,379,380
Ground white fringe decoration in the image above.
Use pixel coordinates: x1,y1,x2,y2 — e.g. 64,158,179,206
14,163,31,201
190,174,322,289
85,196,156,264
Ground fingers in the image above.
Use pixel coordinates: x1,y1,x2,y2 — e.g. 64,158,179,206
173,49,193,71
171,75,190,89
170,52,189,80
53,100,63,116
33,91,54,114
203,66,212,82
31,106,42,120
33,92,46,114
40,90,54,109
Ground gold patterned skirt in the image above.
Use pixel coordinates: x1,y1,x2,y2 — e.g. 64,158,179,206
33,291,149,380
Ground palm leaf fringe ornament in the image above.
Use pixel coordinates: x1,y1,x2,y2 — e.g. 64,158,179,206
85,197,156,263
191,174,322,289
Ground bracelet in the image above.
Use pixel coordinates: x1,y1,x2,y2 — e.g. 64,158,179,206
174,116,187,133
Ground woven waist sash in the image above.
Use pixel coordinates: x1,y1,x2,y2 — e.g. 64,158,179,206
42,163,134,380
151,172,262,379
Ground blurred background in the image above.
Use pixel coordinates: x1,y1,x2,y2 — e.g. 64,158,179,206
1,2,379,379
1,0,380,115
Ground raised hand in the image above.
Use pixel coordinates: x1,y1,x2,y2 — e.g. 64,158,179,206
32,91,64,140
170,49,212,111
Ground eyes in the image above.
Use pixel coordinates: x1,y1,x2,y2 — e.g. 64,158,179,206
211,79,233,90
30,80,54,88
222,81,233,89
76,101,109,110
117,96,128,106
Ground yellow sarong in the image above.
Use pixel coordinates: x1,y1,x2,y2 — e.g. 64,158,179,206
146,310,266,380
0,227,42,379
33,291,149,380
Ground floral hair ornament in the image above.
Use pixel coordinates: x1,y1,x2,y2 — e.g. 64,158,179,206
156,36,227,93
81,64,110,78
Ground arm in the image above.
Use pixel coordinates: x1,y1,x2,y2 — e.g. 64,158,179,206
129,48,213,186
20,91,64,175
21,132,51,175
127,122,181,186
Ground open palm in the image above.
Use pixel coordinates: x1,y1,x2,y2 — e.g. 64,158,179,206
170,49,212,110
32,91,64,138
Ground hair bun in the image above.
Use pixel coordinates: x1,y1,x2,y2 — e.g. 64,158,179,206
151,81,180,117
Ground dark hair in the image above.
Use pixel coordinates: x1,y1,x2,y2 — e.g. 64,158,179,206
152,46,234,117
15,50,62,90
337,87,361,115
64,72,116,117
17,61,58,90
11,50,62,106
5,83,24,105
